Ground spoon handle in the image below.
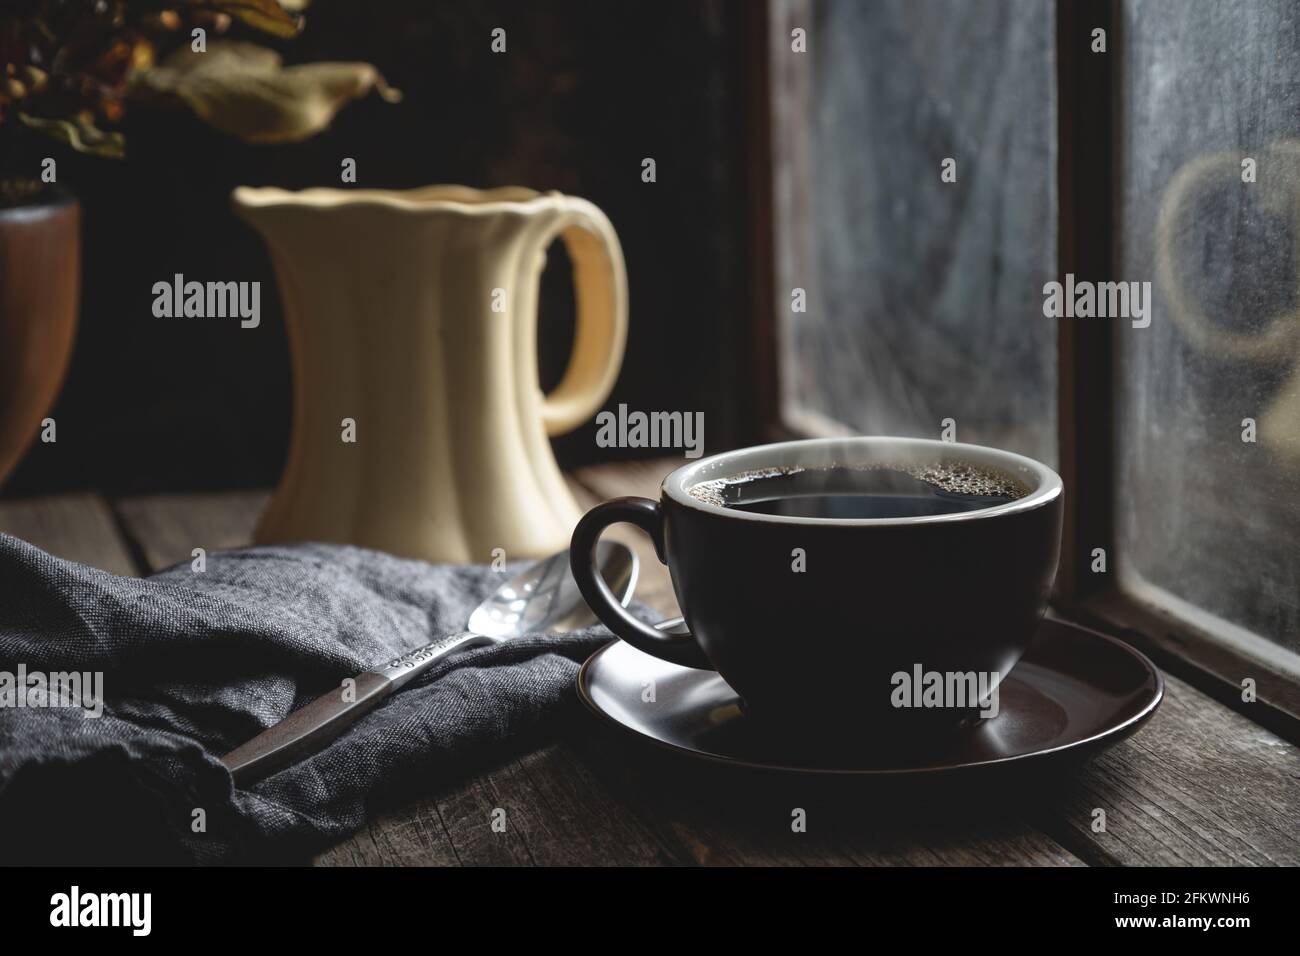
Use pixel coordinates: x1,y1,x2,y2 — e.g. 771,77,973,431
375,631,498,690
221,631,495,786
221,672,392,786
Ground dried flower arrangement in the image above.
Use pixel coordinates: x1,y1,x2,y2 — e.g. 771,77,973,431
1,0,398,201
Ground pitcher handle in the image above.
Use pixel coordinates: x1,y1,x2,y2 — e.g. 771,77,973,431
541,197,629,436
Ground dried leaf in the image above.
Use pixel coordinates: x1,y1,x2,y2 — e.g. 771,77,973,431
132,42,400,144
18,112,126,158
192,1,304,39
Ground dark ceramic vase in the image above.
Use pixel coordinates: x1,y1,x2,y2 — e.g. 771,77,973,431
0,189,79,488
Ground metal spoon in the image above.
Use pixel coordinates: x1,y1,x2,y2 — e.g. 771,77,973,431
222,541,640,786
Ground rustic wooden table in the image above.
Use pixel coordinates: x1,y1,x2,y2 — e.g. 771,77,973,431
2,458,1297,866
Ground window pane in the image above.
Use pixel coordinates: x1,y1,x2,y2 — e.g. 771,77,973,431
771,0,1057,465
1117,0,1300,658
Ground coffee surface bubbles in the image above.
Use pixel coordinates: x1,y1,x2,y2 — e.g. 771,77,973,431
688,461,1030,519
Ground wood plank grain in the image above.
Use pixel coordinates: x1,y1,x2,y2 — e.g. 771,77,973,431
313,800,463,867
114,490,269,572
0,494,138,576
571,456,679,503
563,724,1083,867
1028,671,1300,866
317,739,688,867
451,742,683,865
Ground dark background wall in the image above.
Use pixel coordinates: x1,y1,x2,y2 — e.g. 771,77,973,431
4,0,757,496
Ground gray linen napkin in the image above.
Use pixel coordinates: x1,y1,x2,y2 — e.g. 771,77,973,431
0,534,615,863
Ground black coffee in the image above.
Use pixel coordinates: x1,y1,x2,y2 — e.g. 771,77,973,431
690,463,1028,519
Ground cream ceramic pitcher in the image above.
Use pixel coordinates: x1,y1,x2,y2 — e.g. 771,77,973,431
232,185,627,563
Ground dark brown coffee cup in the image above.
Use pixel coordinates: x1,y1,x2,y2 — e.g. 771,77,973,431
571,437,1063,731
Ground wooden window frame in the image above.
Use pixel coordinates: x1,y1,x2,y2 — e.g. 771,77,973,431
742,0,1300,742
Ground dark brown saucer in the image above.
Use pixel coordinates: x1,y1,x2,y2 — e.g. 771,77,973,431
576,618,1163,777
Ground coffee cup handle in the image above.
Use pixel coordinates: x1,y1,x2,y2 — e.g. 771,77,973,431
570,497,712,669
